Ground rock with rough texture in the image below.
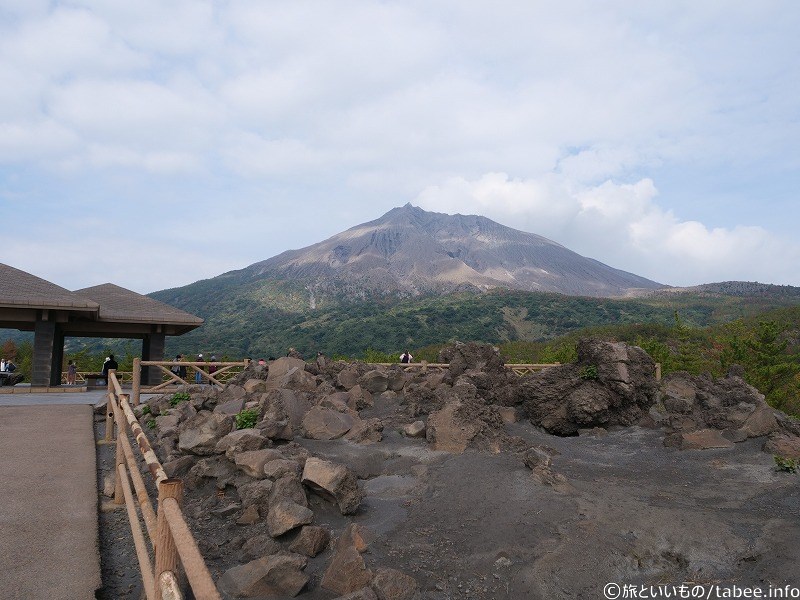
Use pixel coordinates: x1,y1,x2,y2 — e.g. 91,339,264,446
218,554,309,598
177,411,235,455
403,421,426,438
186,456,239,490
302,406,355,440
370,567,418,600
665,429,735,450
270,474,309,508
289,525,331,557
439,341,506,379
321,524,373,596
763,433,800,459
734,406,779,439
426,402,479,453
302,457,363,515
523,446,552,470
658,371,781,447
517,339,657,436
237,504,260,525
237,479,274,511
267,500,314,537
258,389,314,441
348,385,374,410
344,418,384,444
263,458,303,480
386,369,407,392
337,366,361,390
359,370,389,394
214,398,245,415
154,413,181,438
239,534,282,562
235,449,283,478
497,407,517,423
267,357,318,392
243,378,267,394
163,455,197,478
215,428,266,458
337,588,379,600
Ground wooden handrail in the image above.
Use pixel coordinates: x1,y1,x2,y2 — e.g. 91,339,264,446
162,497,222,599
106,371,221,599
132,358,249,404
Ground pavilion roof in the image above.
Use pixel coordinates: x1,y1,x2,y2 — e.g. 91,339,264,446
0,263,98,312
72,284,203,326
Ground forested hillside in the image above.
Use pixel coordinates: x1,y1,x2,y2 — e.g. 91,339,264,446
152,282,800,360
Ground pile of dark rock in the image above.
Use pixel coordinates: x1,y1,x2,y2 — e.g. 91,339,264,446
136,338,800,598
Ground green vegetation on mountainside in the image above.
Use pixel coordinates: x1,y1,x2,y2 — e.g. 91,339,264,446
150,279,800,361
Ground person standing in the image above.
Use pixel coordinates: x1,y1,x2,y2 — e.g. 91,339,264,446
0,358,6,372
178,354,187,380
400,350,413,364
67,360,77,385
102,354,119,384
195,353,204,384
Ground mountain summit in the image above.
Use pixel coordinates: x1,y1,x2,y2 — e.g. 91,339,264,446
240,204,662,297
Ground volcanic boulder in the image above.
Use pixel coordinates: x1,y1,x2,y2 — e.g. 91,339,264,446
655,370,781,448
218,554,309,598
302,457,363,515
517,339,658,436
177,411,235,455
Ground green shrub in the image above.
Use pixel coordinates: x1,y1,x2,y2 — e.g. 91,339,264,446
141,404,151,415
236,408,260,430
146,418,156,430
579,365,599,380
774,455,799,473
170,392,191,407
362,348,400,363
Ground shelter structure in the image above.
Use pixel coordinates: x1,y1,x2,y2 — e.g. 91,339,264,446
0,263,203,386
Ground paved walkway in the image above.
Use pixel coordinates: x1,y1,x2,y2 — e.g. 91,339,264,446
0,393,104,599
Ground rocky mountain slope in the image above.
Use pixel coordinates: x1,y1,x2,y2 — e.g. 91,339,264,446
233,203,663,298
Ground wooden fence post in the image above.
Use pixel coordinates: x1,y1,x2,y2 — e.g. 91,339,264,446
132,358,141,406
114,435,126,505
104,394,115,444
155,479,184,600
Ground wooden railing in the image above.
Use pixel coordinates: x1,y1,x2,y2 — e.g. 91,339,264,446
131,358,249,404
61,371,134,385
104,370,221,600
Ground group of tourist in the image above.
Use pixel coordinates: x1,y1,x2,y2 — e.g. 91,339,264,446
0,358,17,372
169,353,219,385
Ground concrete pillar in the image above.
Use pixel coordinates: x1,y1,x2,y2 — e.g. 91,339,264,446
32,320,56,386
50,328,65,386
142,333,165,386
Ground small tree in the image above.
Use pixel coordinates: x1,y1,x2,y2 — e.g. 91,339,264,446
2,339,17,360
743,321,800,411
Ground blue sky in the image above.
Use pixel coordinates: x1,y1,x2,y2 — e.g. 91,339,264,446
1,1,799,294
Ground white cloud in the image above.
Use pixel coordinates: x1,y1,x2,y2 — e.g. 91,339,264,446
0,119,80,161
0,1,799,292
0,6,146,77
